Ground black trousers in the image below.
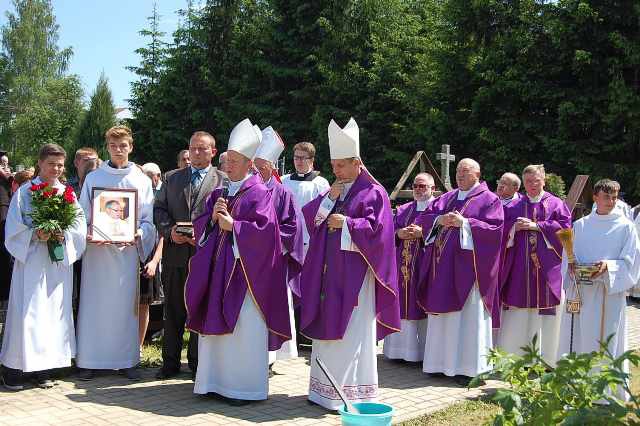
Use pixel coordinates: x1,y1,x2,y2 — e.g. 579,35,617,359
161,266,197,372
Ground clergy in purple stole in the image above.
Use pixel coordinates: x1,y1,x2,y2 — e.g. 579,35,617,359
185,118,290,403
415,158,503,384
254,126,305,363
301,118,400,411
497,165,571,364
383,173,435,362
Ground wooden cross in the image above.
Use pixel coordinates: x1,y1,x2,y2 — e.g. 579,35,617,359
435,144,455,191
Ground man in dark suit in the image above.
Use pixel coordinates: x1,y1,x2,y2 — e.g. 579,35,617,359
154,131,226,379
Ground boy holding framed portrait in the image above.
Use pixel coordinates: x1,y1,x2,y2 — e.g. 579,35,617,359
76,126,157,381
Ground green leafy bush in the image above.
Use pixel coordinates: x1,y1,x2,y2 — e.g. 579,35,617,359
545,173,567,199
471,335,640,425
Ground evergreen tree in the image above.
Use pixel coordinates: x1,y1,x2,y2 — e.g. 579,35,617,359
127,1,167,166
74,73,115,157
0,0,81,163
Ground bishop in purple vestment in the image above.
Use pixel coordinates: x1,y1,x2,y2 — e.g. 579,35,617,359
416,158,503,384
186,118,290,403
302,118,400,410
497,165,571,364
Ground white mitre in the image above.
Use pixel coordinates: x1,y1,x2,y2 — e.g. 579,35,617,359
228,118,262,159
255,126,284,165
328,117,359,160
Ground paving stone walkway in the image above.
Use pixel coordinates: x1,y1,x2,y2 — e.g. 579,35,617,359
2,301,640,426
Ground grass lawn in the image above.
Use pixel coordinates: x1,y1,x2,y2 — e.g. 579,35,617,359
140,331,190,368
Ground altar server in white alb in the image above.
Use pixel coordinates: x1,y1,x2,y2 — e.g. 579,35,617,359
281,142,330,253
383,173,435,362
300,118,401,410
76,126,156,380
558,179,640,401
1,144,86,390
253,127,305,365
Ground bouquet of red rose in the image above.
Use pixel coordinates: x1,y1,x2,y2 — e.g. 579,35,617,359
29,182,81,262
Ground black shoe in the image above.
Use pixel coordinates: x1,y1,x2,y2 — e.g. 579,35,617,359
123,367,141,381
155,368,180,380
225,397,252,407
35,372,56,389
453,375,473,387
1,368,24,391
77,369,94,381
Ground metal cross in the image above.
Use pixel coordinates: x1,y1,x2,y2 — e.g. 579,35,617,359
435,144,455,191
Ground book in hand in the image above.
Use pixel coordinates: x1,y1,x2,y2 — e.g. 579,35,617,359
175,222,194,238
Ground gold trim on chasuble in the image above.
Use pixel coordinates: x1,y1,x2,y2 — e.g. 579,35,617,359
419,193,492,316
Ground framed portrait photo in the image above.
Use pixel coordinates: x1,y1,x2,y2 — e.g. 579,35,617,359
89,187,138,243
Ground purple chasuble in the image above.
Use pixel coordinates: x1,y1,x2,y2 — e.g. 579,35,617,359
394,201,430,321
500,192,571,314
265,177,305,297
415,182,503,323
300,169,401,341
185,174,291,351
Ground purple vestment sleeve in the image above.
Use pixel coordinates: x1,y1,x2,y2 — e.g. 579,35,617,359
269,183,305,297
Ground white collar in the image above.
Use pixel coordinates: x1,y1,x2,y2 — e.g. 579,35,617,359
228,173,251,196
416,196,434,211
101,160,135,175
527,190,545,203
457,182,480,200
339,181,355,201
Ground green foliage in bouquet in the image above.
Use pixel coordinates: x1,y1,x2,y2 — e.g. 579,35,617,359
470,335,640,425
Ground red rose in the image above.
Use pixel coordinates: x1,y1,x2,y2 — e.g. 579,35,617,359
41,182,49,188
42,190,52,199
30,184,38,191
51,187,58,195
63,192,75,204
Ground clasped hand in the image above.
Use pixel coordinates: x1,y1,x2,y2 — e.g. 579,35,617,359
515,217,538,232
438,211,463,228
398,224,423,240
212,197,234,231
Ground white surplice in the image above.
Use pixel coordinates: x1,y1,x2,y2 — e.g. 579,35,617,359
76,162,156,370
195,174,270,400
281,173,330,255
629,212,640,298
557,211,640,401
422,183,494,377
383,198,431,362
307,183,378,410
1,178,86,372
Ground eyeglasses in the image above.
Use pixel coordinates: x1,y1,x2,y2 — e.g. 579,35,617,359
293,156,311,161
413,184,431,189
